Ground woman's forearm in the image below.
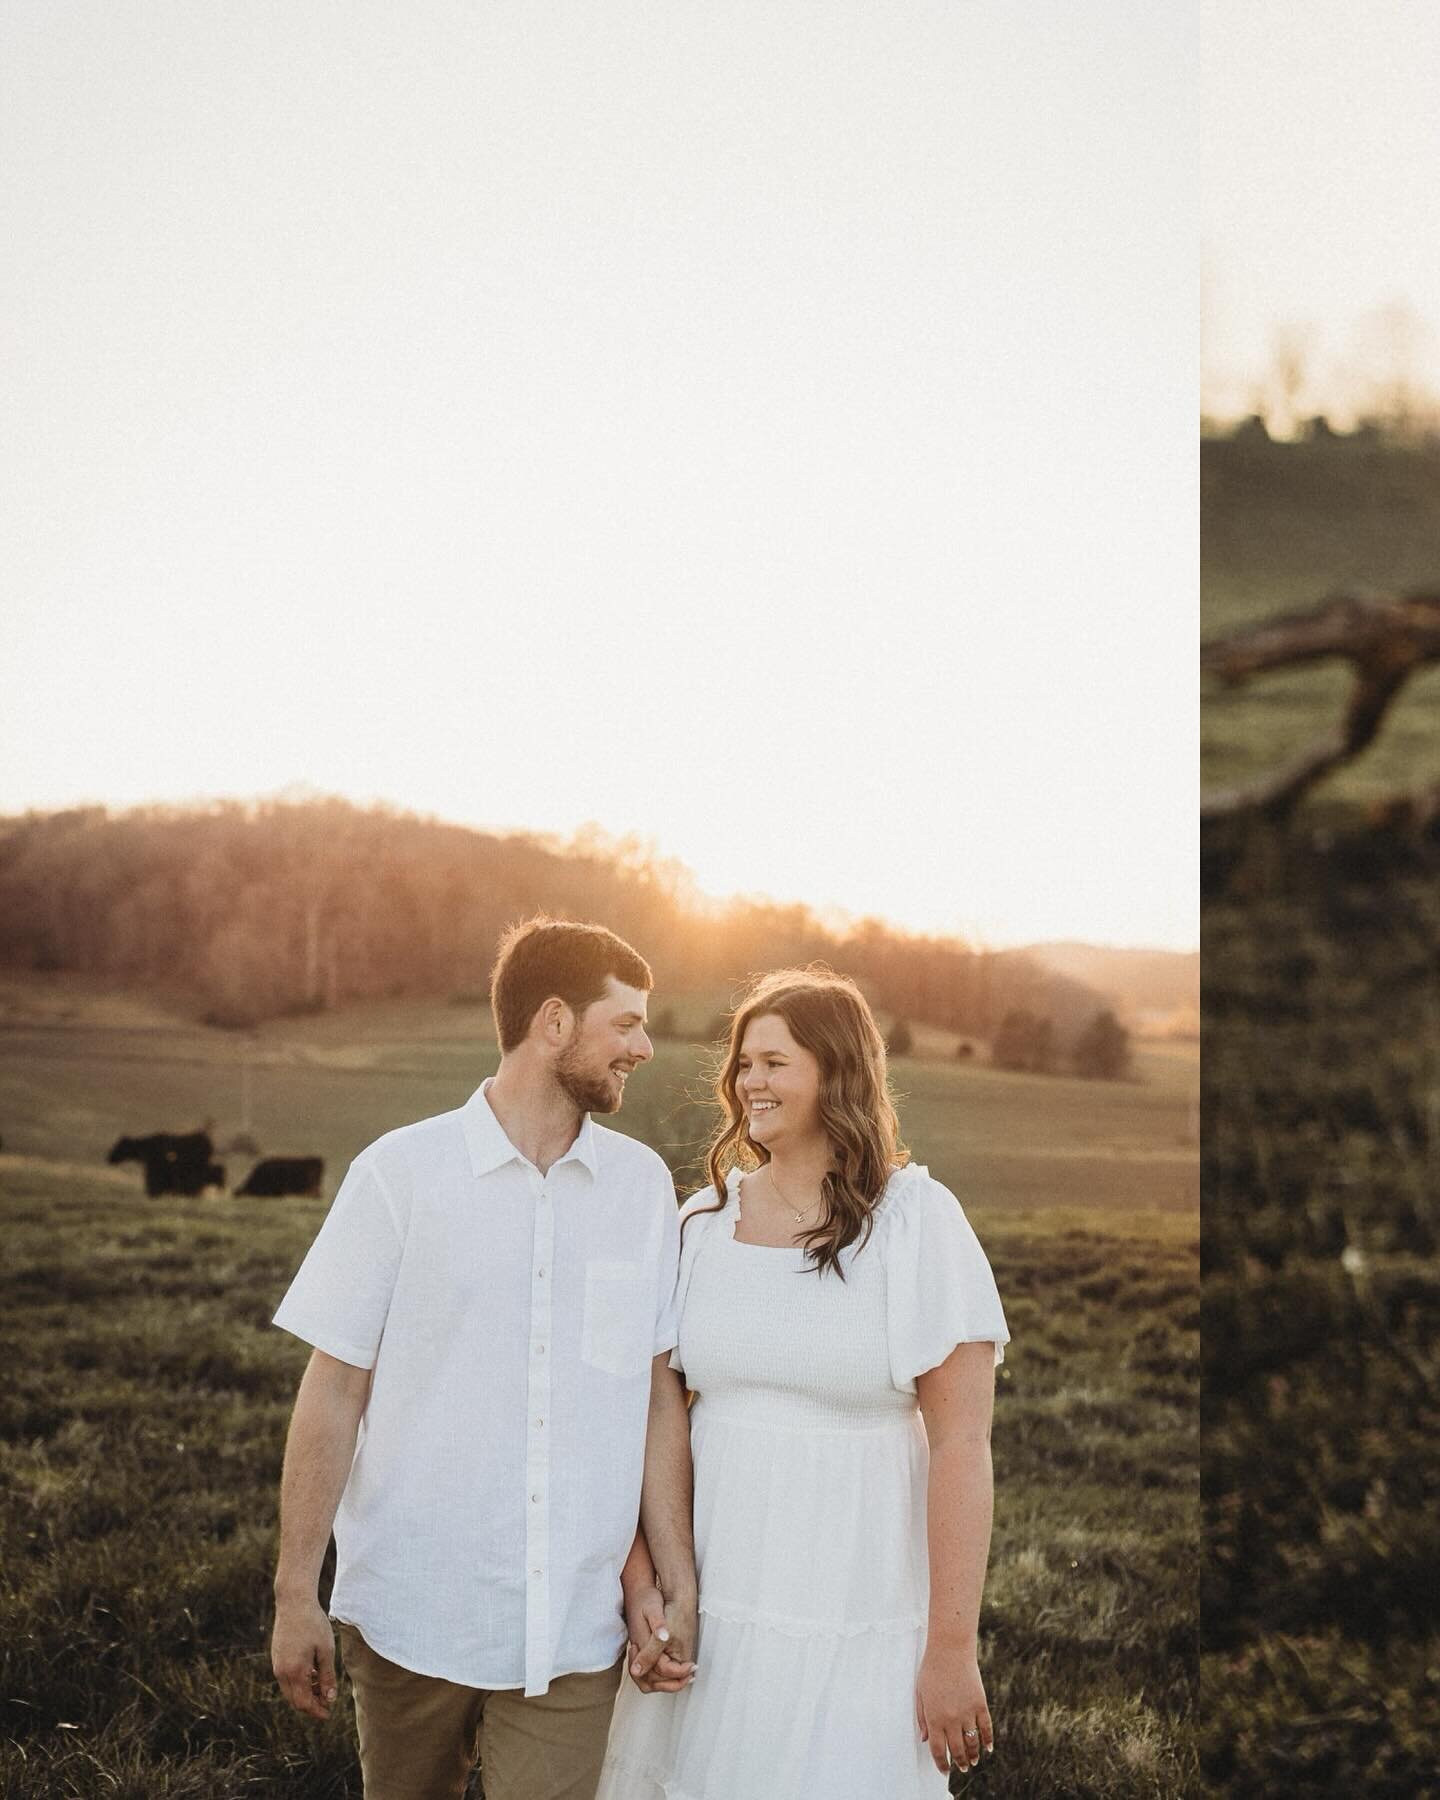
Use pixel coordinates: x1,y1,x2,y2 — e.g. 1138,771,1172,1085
621,1526,658,1599
924,1437,994,1651
640,1361,697,1603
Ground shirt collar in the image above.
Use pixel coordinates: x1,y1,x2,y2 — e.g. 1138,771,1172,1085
462,1077,599,1181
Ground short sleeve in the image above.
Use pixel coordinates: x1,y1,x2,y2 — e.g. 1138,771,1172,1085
271,1153,404,1370
667,1188,728,1376
652,1176,683,1357
883,1168,1009,1388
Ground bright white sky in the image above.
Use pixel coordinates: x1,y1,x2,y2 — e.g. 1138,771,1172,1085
1,2,1196,952
1202,0,1440,424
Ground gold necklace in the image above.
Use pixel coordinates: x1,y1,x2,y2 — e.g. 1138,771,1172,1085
766,1163,824,1224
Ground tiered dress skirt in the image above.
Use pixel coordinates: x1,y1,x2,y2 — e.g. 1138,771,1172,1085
598,1394,946,1798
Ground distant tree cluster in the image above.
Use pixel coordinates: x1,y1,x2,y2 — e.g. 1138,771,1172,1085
1207,412,1432,451
0,799,1107,1039
992,1005,1130,1081
885,1018,914,1057
1072,1009,1131,1080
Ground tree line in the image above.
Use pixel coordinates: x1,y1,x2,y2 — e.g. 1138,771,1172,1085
985,1005,1130,1079
0,798,1109,1046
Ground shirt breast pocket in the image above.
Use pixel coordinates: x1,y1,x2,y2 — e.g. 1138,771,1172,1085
581,1260,650,1378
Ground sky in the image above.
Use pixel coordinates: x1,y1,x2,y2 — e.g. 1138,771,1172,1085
1,2,1196,952
1202,0,1440,426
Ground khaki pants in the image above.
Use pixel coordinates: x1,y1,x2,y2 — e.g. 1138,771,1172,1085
337,1623,623,1800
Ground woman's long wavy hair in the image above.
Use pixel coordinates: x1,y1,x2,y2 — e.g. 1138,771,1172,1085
693,966,908,1278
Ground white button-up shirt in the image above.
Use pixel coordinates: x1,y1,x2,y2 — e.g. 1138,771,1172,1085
272,1079,680,1694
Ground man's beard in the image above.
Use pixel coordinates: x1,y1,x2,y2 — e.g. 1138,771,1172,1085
555,1039,623,1114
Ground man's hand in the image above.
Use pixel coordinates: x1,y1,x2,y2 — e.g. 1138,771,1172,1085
624,1582,697,1694
272,1594,339,1720
271,1349,369,1721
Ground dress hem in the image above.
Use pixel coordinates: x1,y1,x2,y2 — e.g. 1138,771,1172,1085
601,1752,703,1800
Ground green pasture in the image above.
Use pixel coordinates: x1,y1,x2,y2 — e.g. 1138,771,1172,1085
1201,435,1440,803
0,974,1197,1217
0,983,1198,1797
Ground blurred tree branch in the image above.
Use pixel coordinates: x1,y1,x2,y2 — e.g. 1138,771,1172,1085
1201,591,1440,822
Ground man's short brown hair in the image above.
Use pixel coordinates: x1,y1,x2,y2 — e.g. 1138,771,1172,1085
489,917,653,1053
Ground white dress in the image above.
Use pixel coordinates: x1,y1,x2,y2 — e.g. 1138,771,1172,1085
596,1163,1010,1800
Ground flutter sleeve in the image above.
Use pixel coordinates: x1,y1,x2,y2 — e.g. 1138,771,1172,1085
667,1187,728,1376
882,1165,1010,1388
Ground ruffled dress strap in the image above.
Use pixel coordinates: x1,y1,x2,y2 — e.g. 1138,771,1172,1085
876,1163,1010,1386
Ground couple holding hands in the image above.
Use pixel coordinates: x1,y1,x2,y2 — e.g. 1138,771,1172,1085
271,917,1009,1799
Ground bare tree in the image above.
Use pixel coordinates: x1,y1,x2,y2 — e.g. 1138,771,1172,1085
1266,321,1314,438
1201,590,1440,821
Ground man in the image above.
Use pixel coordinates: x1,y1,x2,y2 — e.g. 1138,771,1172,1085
270,917,696,1800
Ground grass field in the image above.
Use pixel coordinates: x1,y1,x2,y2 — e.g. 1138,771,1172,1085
1201,434,1440,804
0,979,1198,1798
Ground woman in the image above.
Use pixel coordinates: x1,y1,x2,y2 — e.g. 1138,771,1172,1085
597,966,1010,1799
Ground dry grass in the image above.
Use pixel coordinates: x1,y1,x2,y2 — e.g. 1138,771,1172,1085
0,999,1197,1797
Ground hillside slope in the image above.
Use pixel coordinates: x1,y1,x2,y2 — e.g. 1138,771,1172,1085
1023,942,1198,1033
0,800,1110,1041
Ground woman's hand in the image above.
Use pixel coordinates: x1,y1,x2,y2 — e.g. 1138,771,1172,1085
623,1582,697,1694
915,1643,993,1774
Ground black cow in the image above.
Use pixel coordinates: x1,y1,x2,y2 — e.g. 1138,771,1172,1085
238,1156,324,1198
108,1131,217,1198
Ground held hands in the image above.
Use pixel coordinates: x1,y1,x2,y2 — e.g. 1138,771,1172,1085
915,1644,993,1775
272,1595,339,1721
624,1582,698,1694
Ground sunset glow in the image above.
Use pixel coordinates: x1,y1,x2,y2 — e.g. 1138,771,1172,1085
1202,0,1440,427
2,3,1196,950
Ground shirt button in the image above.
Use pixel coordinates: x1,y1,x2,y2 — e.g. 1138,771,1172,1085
531,1492,540,1503
531,1568,542,1578
536,1267,546,1279
534,1417,544,1429
536,1343,546,1356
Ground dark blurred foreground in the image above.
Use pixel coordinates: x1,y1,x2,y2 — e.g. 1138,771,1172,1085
1203,813,1440,1794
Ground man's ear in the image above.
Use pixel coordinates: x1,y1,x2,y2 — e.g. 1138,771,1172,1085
536,996,572,1043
